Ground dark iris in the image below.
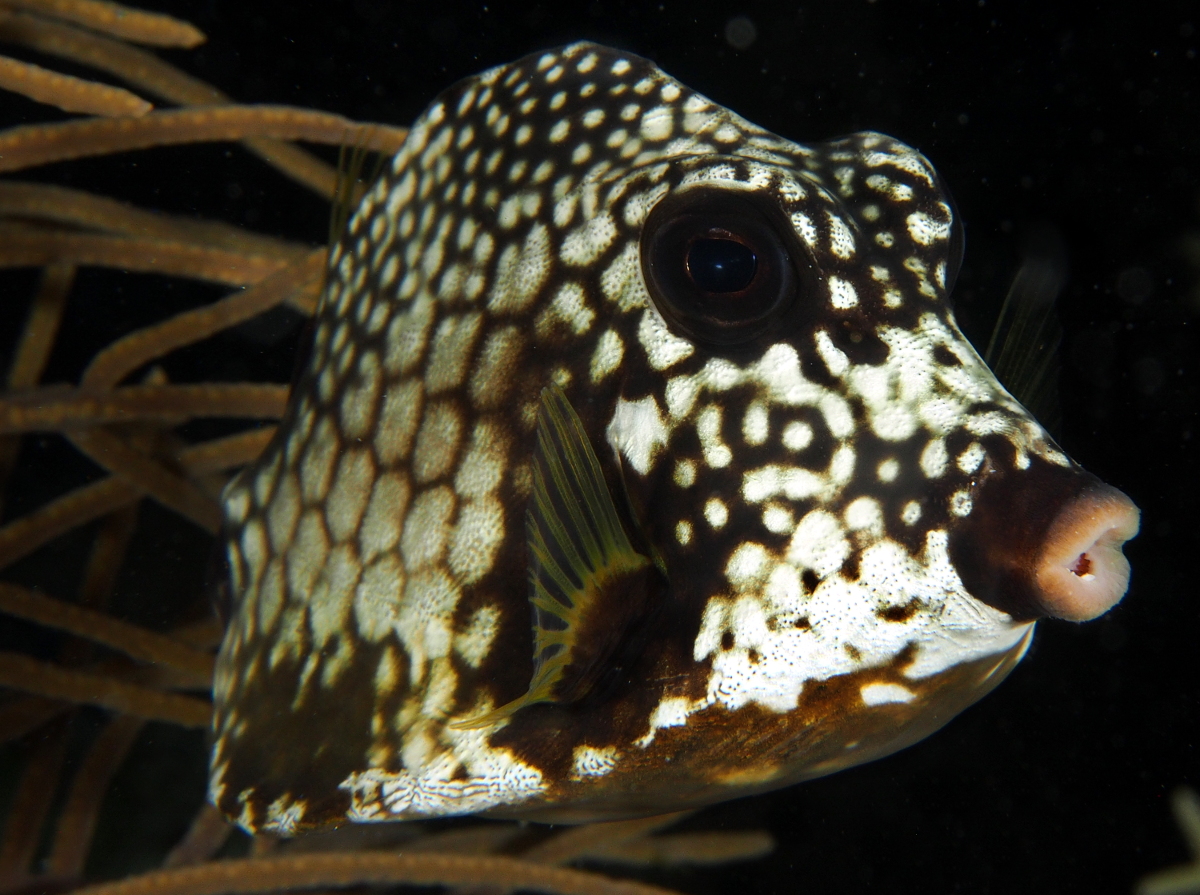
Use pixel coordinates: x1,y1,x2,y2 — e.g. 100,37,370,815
687,238,757,293
640,185,805,347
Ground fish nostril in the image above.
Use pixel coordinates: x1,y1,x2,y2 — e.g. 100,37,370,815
1033,484,1140,621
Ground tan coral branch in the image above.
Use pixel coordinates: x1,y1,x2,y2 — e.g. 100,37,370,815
67,428,223,532
44,714,145,879
4,0,204,48
0,382,289,432
68,852,683,895
0,51,151,115
0,582,215,684
0,181,312,260
0,650,211,726
82,250,325,389
0,429,277,570
0,105,408,174
0,10,343,197
0,223,293,285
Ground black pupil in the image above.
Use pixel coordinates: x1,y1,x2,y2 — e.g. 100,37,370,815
686,238,757,293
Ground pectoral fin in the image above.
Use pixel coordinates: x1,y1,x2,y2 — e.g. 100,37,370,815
452,384,653,729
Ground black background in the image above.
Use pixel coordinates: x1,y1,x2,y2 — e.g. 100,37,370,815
0,1,1196,893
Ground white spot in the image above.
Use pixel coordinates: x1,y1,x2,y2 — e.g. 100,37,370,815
828,276,859,309
950,490,974,517
762,504,794,534
787,509,849,578
901,500,922,525
697,405,733,468
640,106,674,141
571,745,618,779
561,211,617,266
606,395,669,475
877,458,899,482
676,520,693,545
705,498,729,529
742,402,769,445
861,683,916,706
827,212,856,259
844,497,883,537
638,308,694,370
782,421,813,451
957,442,986,473
455,604,500,668
907,211,951,246
726,543,771,591
674,458,696,487
920,438,948,478
589,329,625,383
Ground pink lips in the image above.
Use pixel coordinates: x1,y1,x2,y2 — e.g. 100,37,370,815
1032,483,1141,621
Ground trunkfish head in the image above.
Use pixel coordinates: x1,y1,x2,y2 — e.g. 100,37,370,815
209,42,1139,834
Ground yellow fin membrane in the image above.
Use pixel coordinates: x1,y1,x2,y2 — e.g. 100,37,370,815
453,385,653,729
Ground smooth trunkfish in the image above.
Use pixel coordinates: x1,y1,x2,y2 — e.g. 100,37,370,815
209,42,1140,835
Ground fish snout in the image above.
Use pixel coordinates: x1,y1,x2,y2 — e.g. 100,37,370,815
948,464,1140,622
1031,481,1140,621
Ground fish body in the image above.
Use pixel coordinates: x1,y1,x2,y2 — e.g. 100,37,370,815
210,43,1138,834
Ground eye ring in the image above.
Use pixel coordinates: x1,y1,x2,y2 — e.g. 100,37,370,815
640,185,803,347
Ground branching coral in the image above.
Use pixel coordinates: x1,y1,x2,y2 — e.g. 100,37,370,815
0,3,773,892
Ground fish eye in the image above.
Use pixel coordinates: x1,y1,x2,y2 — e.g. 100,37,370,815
641,186,801,346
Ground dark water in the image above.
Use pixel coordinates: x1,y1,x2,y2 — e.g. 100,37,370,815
0,2,1196,893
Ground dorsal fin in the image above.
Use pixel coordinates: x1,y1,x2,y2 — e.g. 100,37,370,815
452,384,654,729
985,223,1068,434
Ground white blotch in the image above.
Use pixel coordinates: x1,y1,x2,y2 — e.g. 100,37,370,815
546,281,595,334
861,683,916,706
950,490,974,517
828,276,859,309
791,211,817,247
742,401,769,445
454,604,500,668
787,509,849,578
762,504,794,534
638,309,694,370
571,745,618,779
827,212,856,259
589,329,624,383
606,395,669,476
561,211,617,266
957,442,986,473
726,543,771,592
697,405,732,468
636,697,693,747
782,421,813,451
920,438,948,478
676,520,693,545
814,330,849,377
907,210,951,246
705,498,729,529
